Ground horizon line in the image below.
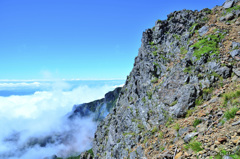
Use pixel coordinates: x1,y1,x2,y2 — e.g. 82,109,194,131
0,78,126,82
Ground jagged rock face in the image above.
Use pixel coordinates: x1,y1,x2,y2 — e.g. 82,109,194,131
90,0,240,158
68,87,121,121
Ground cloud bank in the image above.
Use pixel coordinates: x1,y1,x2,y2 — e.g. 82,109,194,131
0,80,122,159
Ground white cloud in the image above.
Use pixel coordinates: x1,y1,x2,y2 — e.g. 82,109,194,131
0,82,41,89
0,80,123,158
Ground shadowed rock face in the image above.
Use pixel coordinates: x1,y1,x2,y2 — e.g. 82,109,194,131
77,0,240,158
68,87,122,121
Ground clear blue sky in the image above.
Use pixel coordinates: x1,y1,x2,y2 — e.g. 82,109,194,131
0,0,225,80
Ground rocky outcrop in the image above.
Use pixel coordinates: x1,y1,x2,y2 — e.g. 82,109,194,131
68,87,121,121
79,0,240,158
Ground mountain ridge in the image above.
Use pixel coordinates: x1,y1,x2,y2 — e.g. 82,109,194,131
67,0,240,158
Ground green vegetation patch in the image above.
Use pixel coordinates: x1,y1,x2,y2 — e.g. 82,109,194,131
173,123,180,131
191,34,225,60
214,149,240,159
189,23,199,34
184,139,203,153
151,77,158,83
201,16,209,22
123,132,136,136
159,131,164,139
151,126,158,134
204,9,212,14
195,98,204,106
183,67,192,73
224,107,239,120
186,108,195,117
87,149,94,157
147,91,153,99
226,5,240,15
173,34,180,40
180,47,188,55
193,118,202,127
170,100,178,106
143,136,148,143
166,116,174,127
152,51,158,56
202,87,214,96
223,89,240,106
149,41,155,45
138,124,145,130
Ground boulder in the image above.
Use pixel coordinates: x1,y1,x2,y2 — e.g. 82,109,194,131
184,132,199,143
230,50,240,60
233,68,240,76
198,26,209,36
232,42,240,49
225,13,234,21
223,0,234,8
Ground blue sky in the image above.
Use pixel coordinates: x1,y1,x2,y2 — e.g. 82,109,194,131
0,0,225,80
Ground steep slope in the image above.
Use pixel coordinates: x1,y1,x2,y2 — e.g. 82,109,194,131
68,87,121,122
81,0,240,158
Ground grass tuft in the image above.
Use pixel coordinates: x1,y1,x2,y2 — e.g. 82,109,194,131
184,139,203,152
224,107,238,120
193,119,202,127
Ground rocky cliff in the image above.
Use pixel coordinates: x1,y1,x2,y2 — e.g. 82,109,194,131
68,87,121,122
80,0,240,158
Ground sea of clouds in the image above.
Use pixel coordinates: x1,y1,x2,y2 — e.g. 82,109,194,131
0,80,124,159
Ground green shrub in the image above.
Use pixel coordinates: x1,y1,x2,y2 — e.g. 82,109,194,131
232,98,240,106
143,136,148,143
224,107,238,120
138,124,145,130
149,41,155,45
204,10,212,14
201,17,209,22
170,100,177,106
87,149,94,156
214,149,240,159
151,77,158,83
123,132,135,136
148,110,153,115
173,34,180,40
202,87,213,96
151,126,158,134
223,89,240,106
173,123,180,131
160,146,165,151
159,131,164,139
184,139,203,152
220,119,225,125
147,91,152,99
186,109,195,117
142,97,146,103
152,51,158,56
180,47,188,55
191,34,224,60
166,116,174,127
190,24,197,31
226,5,240,14
195,98,204,106
183,67,192,73
193,119,202,127
189,23,199,34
